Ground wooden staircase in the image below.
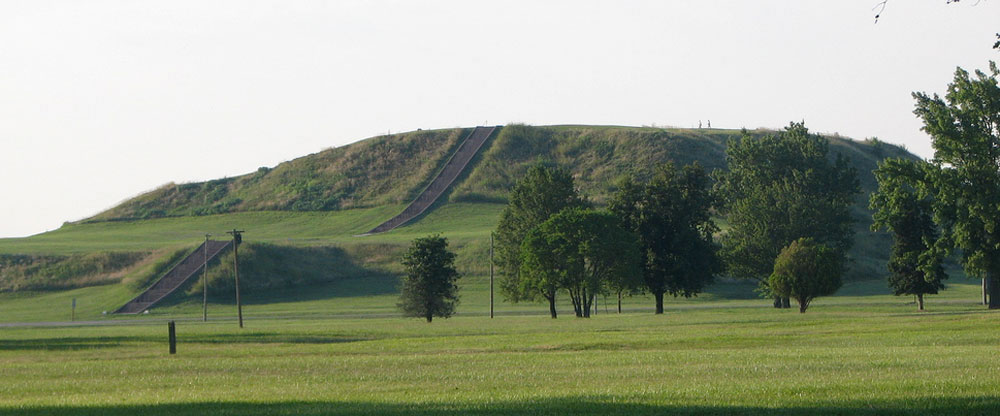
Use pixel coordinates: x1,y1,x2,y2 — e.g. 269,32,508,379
364,125,499,235
114,240,232,314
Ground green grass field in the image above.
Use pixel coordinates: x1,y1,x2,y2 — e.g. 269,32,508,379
0,124,989,416
1,281,997,415
2,209,996,414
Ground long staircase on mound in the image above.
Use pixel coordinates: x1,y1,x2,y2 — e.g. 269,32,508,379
114,239,232,314
365,125,499,235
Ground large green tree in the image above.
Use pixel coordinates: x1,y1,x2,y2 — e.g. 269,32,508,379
913,62,1000,309
769,238,844,313
714,122,860,308
870,158,948,311
520,208,640,318
495,164,588,318
609,162,722,314
398,235,461,322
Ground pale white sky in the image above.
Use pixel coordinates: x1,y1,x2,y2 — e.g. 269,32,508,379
1,1,998,238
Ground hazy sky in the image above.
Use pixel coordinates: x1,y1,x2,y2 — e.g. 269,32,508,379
2,1,998,238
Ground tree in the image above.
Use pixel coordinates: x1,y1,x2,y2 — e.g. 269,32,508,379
609,162,722,314
714,123,859,308
912,62,1000,309
604,245,645,314
769,238,844,313
399,235,461,322
520,208,640,318
495,164,588,318
870,158,948,311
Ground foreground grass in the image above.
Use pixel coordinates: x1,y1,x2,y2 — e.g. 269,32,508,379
1,299,998,415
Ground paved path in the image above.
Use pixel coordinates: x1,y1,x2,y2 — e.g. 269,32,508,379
115,239,232,314
365,125,498,234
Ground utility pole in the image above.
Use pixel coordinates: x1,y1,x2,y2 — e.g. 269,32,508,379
490,233,494,319
227,229,245,328
202,234,210,322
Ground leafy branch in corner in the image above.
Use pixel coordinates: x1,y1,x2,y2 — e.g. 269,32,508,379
874,1,996,50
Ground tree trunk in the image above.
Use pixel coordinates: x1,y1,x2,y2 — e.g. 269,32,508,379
773,296,782,308
988,271,1000,310
917,293,925,311
547,295,557,319
426,314,432,323
566,288,580,317
571,291,582,317
581,288,589,318
617,291,622,314
785,297,812,313
782,297,791,309
983,278,989,305
654,292,664,314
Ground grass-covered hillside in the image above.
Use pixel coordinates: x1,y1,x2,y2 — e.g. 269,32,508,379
0,124,924,319
89,128,471,221
86,124,913,221
452,124,911,205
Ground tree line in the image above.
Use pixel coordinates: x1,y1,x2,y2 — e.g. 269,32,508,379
492,120,860,316
490,61,999,317
871,61,1000,310
398,60,1000,320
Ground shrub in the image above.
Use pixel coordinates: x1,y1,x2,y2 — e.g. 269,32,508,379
768,238,844,313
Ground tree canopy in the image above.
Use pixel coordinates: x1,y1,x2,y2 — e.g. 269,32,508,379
714,122,859,307
609,162,721,314
870,158,948,310
912,62,1000,308
399,235,461,322
520,208,640,318
495,164,588,317
769,238,844,313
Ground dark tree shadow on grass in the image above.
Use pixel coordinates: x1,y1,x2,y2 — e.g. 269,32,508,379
148,244,400,310
0,337,138,351
0,333,370,351
4,396,1000,416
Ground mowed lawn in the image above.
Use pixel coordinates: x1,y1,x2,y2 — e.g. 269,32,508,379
2,292,999,416
0,203,505,255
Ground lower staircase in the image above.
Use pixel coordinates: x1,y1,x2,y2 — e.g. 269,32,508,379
114,239,232,314
365,125,499,234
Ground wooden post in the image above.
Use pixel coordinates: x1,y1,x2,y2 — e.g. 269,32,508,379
227,229,245,329
203,234,210,322
490,233,494,319
168,321,176,355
